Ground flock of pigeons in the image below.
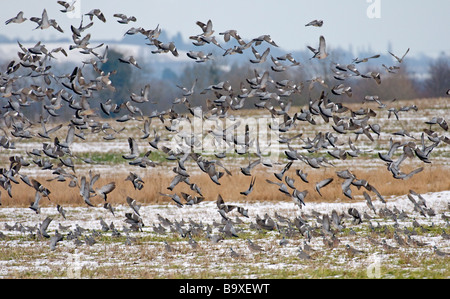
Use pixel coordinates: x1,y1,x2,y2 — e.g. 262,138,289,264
0,2,449,258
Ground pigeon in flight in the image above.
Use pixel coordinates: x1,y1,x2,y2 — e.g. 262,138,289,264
389,48,410,63
240,177,256,196
95,182,116,201
113,13,137,24
307,35,328,59
5,11,27,25
315,178,333,196
58,1,78,13
126,196,142,216
305,19,323,27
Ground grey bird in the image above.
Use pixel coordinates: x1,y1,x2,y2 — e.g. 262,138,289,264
99,217,109,232
187,50,213,63
113,13,137,24
58,125,75,149
252,35,278,47
164,241,175,253
237,206,249,218
195,19,215,37
5,11,27,25
425,117,448,131
249,46,270,64
124,213,144,230
79,176,94,207
393,231,408,247
353,54,380,64
85,9,106,22
434,246,450,257
216,194,236,212
151,40,179,57
159,192,183,208
222,220,239,238
274,161,293,181
240,177,256,196
229,247,243,258
279,236,289,246
118,56,141,69
292,189,308,208
122,137,139,160
58,1,77,13
285,176,296,189
305,19,323,27
345,244,364,256
378,138,401,163
30,9,64,32
331,210,345,231
389,48,410,63
139,119,151,139
409,189,427,208
39,217,53,238
348,208,362,225
240,159,260,176
100,99,119,116
247,239,264,253
188,234,199,249
295,169,309,183
307,35,328,60
149,130,161,149
176,79,197,97
84,235,96,246
321,214,334,236
130,84,151,103
256,214,277,231
126,196,141,216
95,182,116,201
297,248,313,260
125,172,145,191
29,191,42,214
315,178,333,196
50,230,63,251
167,174,186,191
103,202,115,216
265,179,291,196
363,192,377,214
56,204,67,219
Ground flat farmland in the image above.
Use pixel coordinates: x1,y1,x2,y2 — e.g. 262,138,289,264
0,97,449,279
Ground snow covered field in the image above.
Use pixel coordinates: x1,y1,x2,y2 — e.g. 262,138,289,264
1,190,449,278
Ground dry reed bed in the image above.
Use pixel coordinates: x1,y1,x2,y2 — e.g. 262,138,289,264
2,164,449,207
1,97,449,207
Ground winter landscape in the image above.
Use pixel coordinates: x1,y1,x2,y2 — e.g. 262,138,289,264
0,1,449,279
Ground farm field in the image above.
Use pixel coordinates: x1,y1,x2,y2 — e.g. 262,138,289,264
0,190,449,279
0,1,449,281
1,98,449,279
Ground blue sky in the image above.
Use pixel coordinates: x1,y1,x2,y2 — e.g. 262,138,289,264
1,0,449,57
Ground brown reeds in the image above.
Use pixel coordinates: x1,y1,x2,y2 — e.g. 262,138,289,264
2,164,449,208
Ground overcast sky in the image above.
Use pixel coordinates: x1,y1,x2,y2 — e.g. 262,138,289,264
1,0,449,57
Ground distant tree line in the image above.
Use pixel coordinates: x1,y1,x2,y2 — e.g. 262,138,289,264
1,47,448,122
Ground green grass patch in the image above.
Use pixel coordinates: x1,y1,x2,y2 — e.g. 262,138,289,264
76,150,168,165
